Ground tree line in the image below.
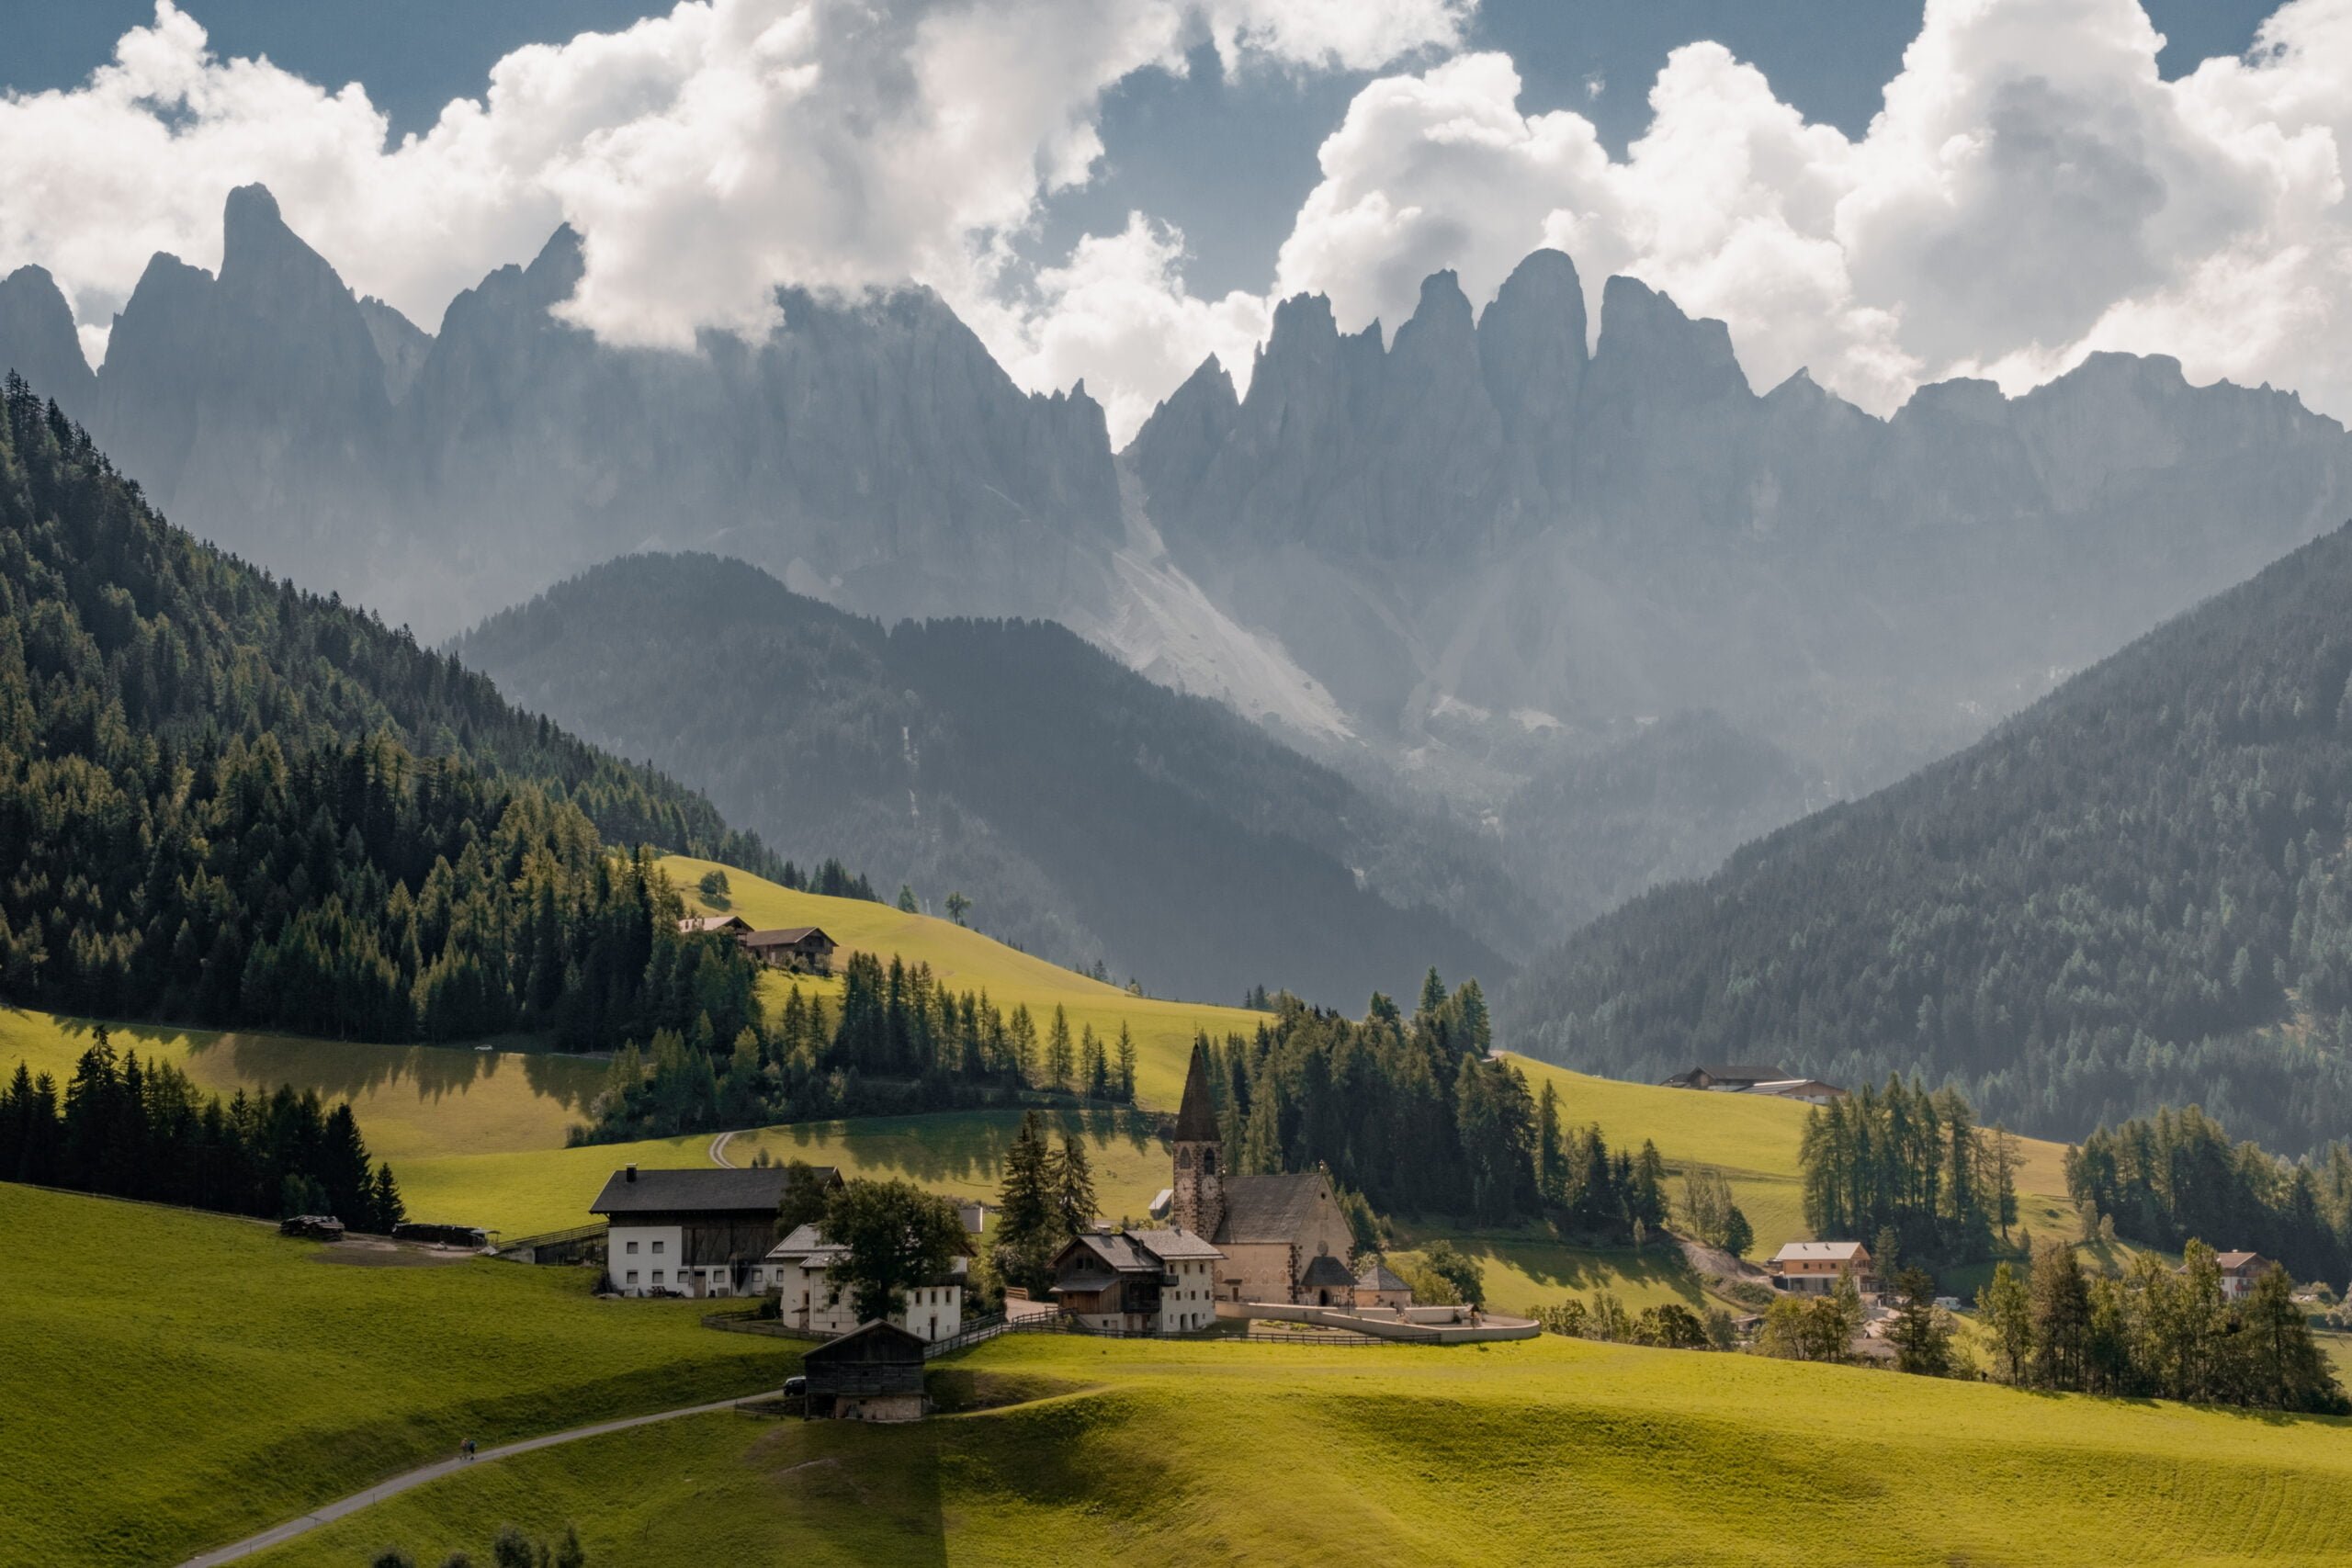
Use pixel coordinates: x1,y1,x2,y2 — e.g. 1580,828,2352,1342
573,953,1141,1143
2066,1105,2352,1284
0,377,836,1053
1798,1077,2020,1269
1509,524,2352,1156
1,1031,402,1228
1975,1240,2343,1414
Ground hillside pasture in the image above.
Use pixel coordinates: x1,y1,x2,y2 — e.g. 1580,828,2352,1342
665,854,1272,1109
249,1331,2352,1568
0,1184,786,1568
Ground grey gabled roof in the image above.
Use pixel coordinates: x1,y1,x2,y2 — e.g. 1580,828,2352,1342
1301,1253,1356,1288
743,926,832,946
1129,1227,1222,1261
590,1164,838,1216
1356,1259,1409,1292
1214,1171,1334,1244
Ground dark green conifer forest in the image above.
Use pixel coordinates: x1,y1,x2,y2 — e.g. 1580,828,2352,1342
1510,521,2352,1155
0,374,796,1048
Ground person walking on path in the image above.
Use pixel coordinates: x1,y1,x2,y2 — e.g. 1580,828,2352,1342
459,1437,476,1462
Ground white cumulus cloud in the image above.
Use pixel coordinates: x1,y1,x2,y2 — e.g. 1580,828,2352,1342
0,0,1464,410
1253,0,2352,426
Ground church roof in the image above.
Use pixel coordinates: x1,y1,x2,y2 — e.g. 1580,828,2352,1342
1174,1043,1219,1142
1356,1259,1410,1292
1301,1253,1356,1289
1213,1171,1334,1244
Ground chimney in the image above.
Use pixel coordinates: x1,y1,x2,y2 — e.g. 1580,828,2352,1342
625,1164,638,1183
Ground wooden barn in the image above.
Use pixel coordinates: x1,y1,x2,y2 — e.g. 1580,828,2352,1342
740,926,838,975
803,1320,930,1421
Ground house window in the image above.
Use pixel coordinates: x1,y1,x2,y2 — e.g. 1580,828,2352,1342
626,1240,639,1255
626,1269,639,1284
651,1240,665,1254
652,1270,664,1285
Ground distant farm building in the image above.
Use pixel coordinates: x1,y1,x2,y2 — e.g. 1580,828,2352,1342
1663,1064,1846,1102
802,1320,929,1421
678,913,752,937
2215,1251,2272,1301
741,926,837,974
1767,1239,1877,1296
1661,1064,1791,1091
766,1221,973,1343
1049,1227,1225,1332
590,1164,841,1299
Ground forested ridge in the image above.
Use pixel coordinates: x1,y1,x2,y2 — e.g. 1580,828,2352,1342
0,375,792,1045
1508,520,2352,1154
454,550,1526,1005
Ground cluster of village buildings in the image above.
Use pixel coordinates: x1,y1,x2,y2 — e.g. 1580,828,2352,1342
1658,1062,1848,1105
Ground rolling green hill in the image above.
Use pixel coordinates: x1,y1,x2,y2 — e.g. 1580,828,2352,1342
247,1331,2352,1568
0,1183,787,1568
1506,522,2352,1155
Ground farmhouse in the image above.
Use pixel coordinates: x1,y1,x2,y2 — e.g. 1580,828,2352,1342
1661,1064,1791,1091
765,1222,973,1343
2214,1251,2272,1300
1169,1043,1359,1304
741,926,837,973
802,1320,929,1422
678,913,752,936
1746,1078,1849,1105
590,1163,841,1299
1048,1226,1224,1332
1767,1239,1877,1296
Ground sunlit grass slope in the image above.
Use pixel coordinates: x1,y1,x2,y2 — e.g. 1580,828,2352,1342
664,854,1271,1109
256,1332,2352,1568
1507,1052,2083,1255
398,1109,1173,1238
0,1185,787,1568
0,1007,605,1167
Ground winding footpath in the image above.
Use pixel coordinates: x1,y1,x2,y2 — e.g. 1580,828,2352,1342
176,1389,782,1567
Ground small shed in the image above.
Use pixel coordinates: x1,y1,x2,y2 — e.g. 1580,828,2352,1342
1353,1258,1413,1311
279,1214,345,1240
803,1321,929,1422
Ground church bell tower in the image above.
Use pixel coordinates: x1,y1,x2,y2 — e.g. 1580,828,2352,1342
1170,1043,1224,1239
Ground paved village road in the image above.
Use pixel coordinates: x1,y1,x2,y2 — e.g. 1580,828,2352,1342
175,1389,783,1567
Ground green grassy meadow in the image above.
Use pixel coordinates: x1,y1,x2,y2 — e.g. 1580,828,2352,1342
664,853,1272,1109
249,1332,2352,1568
0,1184,790,1568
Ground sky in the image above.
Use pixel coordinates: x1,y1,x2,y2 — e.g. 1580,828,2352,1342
0,0,2338,443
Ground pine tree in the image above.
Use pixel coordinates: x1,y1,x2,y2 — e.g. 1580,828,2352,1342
372,1163,406,1231
1046,1006,1074,1092
897,885,920,913
1114,1022,1137,1102
1053,1134,1099,1240
1082,1025,1109,1098
1976,1258,2034,1382
993,1112,1057,1292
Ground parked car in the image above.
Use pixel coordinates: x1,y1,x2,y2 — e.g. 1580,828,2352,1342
784,1375,808,1397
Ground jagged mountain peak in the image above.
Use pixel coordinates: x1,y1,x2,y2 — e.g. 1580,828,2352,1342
1590,274,1746,391
0,264,96,405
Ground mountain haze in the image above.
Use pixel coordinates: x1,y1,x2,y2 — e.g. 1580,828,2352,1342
455,551,1524,1005
12,190,2352,931
1503,524,2352,1154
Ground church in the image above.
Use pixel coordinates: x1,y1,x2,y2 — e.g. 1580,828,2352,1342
1163,1043,1358,1305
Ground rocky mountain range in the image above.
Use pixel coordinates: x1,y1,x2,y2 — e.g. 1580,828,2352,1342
7,186,2352,935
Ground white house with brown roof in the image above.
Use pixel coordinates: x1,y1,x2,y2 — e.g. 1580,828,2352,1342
1048,1226,1225,1332
764,1221,971,1343
1168,1044,1359,1305
590,1163,841,1299
2214,1251,2272,1301
678,914,752,937
1768,1239,1877,1296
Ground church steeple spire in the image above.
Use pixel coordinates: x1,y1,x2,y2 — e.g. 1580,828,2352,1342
1170,1042,1224,1238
